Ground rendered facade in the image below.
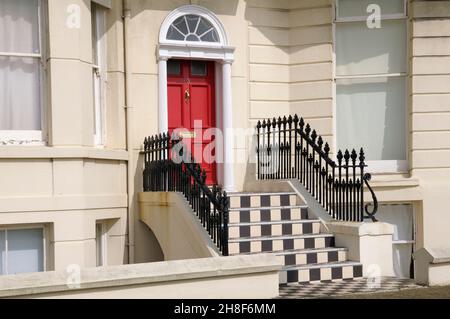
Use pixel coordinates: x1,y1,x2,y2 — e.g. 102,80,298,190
1,0,450,294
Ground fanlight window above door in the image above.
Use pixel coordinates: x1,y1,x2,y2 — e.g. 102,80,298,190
167,14,220,43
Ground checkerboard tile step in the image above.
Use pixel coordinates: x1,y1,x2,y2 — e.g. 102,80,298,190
229,206,309,224
276,247,348,266
228,220,321,239
228,192,298,209
228,233,335,255
279,261,363,284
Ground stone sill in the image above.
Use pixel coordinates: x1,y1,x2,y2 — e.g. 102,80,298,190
0,146,128,161
0,254,281,298
369,175,420,188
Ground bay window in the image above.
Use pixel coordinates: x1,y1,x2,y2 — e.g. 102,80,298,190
0,0,46,144
335,0,408,172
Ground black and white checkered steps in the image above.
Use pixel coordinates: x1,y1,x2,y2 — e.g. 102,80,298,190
280,262,363,284
229,192,298,209
276,247,348,266
227,191,363,285
229,206,308,224
228,219,321,239
228,233,335,255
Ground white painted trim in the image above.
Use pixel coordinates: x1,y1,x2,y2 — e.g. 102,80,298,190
0,52,41,58
158,43,235,62
366,160,408,174
157,6,235,191
332,0,409,173
158,58,168,133
0,0,47,145
0,131,44,145
159,5,228,46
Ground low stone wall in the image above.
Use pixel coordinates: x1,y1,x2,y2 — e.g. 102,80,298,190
0,255,281,299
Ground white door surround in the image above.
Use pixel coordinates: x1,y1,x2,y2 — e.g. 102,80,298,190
158,5,236,192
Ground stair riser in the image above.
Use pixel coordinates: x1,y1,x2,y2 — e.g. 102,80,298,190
279,264,363,284
228,222,321,239
278,250,347,267
229,236,335,255
229,208,308,224
230,194,298,209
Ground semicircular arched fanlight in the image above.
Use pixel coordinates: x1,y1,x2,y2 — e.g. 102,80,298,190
167,14,220,43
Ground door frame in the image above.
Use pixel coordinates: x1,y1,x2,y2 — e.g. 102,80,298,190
157,6,236,191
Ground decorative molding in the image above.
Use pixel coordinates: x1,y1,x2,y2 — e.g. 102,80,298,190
159,5,229,46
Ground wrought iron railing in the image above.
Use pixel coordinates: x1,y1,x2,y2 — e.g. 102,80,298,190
256,115,378,222
143,133,230,255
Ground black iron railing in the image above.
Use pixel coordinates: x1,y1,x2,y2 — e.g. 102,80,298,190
143,133,229,255
256,115,378,222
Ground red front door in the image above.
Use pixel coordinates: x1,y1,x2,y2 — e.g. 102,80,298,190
167,59,217,185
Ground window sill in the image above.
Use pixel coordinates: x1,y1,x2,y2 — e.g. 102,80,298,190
0,146,128,161
369,174,420,188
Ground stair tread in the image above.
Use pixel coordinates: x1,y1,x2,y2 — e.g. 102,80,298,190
229,205,307,211
228,233,333,243
275,247,347,256
229,219,320,226
228,192,297,197
282,261,362,271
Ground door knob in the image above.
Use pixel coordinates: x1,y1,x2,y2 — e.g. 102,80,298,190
185,89,190,103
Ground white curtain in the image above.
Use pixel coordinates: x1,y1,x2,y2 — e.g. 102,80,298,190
376,204,414,278
6,229,44,275
336,76,406,161
335,7,407,161
0,0,41,131
337,0,405,18
0,231,5,275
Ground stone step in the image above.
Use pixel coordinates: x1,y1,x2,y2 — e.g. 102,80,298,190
279,261,363,285
228,233,335,255
228,192,298,209
275,247,348,267
229,206,309,224
228,220,321,239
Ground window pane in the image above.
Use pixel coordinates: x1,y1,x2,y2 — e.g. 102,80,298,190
167,25,185,41
200,30,219,43
186,15,200,33
173,16,188,35
336,76,406,161
336,20,406,76
338,0,405,18
196,18,214,37
0,57,41,130
191,61,207,76
96,224,103,267
0,231,5,275
0,0,40,53
91,4,99,65
393,244,413,278
7,229,44,275
168,60,181,75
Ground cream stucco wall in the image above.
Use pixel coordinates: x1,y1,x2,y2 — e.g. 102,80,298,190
0,0,133,271
2,0,450,286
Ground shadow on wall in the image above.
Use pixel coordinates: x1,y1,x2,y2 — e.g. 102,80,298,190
134,152,165,263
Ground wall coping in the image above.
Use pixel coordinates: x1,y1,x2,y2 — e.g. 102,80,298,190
0,147,128,161
328,221,395,237
0,255,281,298
414,247,450,265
